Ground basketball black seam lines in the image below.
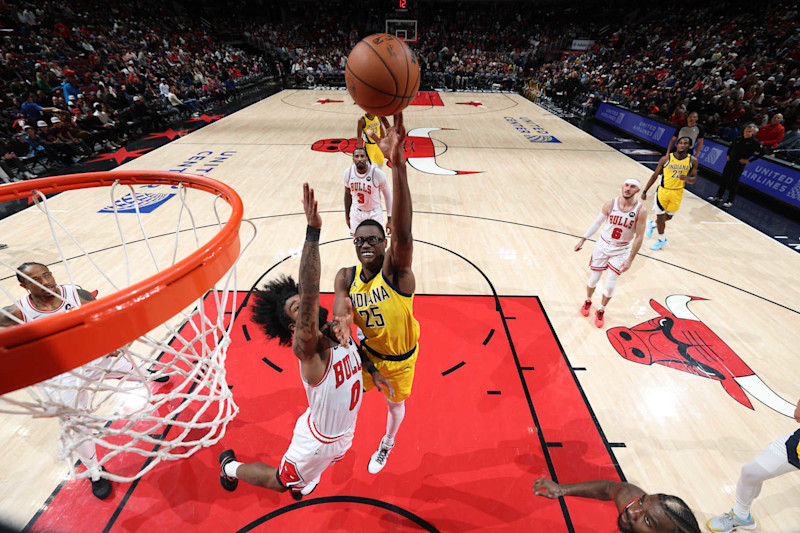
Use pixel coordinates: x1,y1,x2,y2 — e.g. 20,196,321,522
361,39,401,99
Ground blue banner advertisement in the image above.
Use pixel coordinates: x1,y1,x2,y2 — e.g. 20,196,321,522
595,103,800,209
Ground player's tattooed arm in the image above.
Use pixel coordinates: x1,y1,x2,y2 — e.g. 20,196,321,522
0,304,22,327
293,183,323,363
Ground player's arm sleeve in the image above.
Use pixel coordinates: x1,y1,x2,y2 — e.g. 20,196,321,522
584,213,607,239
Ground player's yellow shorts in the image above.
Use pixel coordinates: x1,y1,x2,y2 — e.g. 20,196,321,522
365,142,385,165
655,186,684,214
362,344,418,402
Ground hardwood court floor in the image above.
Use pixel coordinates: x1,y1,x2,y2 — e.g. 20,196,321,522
0,90,798,531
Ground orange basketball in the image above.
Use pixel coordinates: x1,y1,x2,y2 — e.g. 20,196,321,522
345,33,421,116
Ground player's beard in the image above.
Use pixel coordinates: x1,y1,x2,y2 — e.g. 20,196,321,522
356,161,367,172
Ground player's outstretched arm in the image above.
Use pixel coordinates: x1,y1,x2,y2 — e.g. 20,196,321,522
575,200,611,251
332,268,354,347
534,478,645,511
293,184,327,382
368,113,412,266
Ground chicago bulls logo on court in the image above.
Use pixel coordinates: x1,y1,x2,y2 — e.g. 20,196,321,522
311,128,480,176
607,295,796,418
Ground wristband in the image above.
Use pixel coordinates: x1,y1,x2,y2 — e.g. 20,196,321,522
306,226,320,242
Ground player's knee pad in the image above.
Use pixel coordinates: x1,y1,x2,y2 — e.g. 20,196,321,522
603,271,619,297
587,270,602,288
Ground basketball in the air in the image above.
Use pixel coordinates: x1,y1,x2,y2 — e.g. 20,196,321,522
345,33,421,116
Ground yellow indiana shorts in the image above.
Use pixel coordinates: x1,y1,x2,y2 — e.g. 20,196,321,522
362,344,418,402
365,142,385,165
655,187,684,214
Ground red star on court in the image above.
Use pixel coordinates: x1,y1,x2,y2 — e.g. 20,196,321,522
314,98,343,105
86,146,153,165
456,101,484,107
186,113,225,123
144,128,191,140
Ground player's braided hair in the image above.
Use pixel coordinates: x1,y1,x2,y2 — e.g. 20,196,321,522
250,275,298,346
15,262,48,283
656,494,700,533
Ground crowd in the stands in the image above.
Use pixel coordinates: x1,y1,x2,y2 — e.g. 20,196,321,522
243,0,799,157
2,0,799,184
533,1,799,155
0,0,270,183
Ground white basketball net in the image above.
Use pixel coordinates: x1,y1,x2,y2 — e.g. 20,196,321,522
0,179,253,482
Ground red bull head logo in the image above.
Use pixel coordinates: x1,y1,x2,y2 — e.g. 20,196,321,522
311,128,480,176
608,295,795,418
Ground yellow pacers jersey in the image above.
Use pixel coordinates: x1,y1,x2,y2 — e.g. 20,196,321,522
362,114,381,145
660,153,692,191
349,265,420,359
362,114,385,165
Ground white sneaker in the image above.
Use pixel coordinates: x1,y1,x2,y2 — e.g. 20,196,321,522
707,510,756,532
300,474,320,496
367,438,394,474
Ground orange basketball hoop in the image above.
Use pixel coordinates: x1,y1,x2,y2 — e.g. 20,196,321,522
0,170,249,482
0,171,242,394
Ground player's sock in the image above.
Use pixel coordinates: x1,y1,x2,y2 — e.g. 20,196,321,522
657,232,665,241
224,461,242,478
598,305,605,311
385,399,405,440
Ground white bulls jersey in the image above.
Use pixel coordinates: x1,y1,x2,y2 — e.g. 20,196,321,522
302,338,363,443
600,198,642,247
343,164,392,215
16,284,82,322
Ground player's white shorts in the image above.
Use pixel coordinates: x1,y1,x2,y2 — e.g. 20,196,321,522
278,408,355,492
349,207,384,236
590,238,631,275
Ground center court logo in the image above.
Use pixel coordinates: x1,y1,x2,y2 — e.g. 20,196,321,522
98,189,176,213
504,117,561,143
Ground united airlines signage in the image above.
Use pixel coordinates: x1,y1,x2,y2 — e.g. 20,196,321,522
595,103,800,209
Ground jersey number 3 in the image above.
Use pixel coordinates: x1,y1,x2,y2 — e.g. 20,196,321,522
358,306,385,328
357,192,365,204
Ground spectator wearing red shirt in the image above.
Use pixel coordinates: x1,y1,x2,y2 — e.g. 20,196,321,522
755,113,785,149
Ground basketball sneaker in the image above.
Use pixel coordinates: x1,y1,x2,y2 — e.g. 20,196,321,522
594,309,605,328
708,196,721,204
580,299,592,317
650,238,668,251
646,220,656,238
722,202,733,209
91,470,112,500
367,437,394,474
219,449,238,492
707,510,756,532
300,475,320,496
